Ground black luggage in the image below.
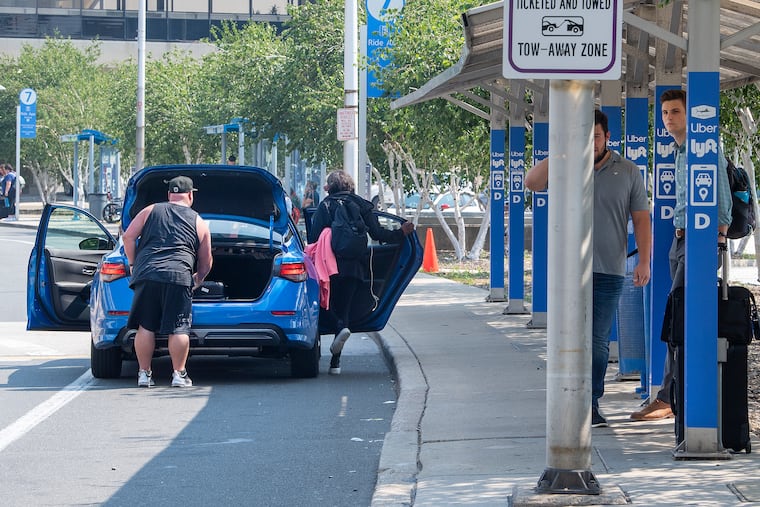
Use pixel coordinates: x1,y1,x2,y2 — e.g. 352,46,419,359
0,198,10,219
193,281,226,300
663,246,759,453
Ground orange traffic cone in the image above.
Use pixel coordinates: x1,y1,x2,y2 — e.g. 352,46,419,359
423,227,439,273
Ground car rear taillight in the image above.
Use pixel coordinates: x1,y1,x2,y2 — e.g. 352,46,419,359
100,261,128,282
276,262,307,282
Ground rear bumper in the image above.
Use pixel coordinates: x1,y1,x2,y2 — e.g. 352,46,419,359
111,324,314,356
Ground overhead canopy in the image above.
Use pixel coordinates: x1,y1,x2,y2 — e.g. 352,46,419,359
391,0,760,110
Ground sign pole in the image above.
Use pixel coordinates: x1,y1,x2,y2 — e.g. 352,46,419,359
15,104,20,220
504,0,628,502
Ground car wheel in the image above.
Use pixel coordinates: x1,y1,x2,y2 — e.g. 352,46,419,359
290,334,320,378
102,203,121,224
90,340,123,378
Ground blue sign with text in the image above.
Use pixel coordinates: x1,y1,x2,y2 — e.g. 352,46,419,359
509,126,526,303
490,129,506,293
19,88,37,139
366,0,404,98
532,121,549,318
685,71,720,430
650,84,679,393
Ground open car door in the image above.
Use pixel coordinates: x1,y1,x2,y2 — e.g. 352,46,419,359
27,204,116,331
303,207,422,335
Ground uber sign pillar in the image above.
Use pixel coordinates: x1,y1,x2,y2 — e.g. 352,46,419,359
489,128,507,302
651,85,679,402
681,71,724,457
505,124,527,314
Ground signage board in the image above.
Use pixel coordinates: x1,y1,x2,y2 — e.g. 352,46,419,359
337,107,357,141
19,88,37,139
366,0,404,98
503,0,622,79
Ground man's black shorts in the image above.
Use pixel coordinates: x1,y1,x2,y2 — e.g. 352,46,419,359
128,281,192,335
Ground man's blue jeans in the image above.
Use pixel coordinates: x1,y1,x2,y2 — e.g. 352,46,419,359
592,272,625,409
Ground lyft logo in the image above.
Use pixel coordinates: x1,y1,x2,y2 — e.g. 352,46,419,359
626,145,647,160
691,138,718,158
656,141,676,158
492,158,505,169
510,158,525,169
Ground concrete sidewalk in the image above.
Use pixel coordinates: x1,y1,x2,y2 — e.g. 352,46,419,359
372,273,760,507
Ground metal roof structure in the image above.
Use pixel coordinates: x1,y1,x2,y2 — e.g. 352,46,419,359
391,0,760,111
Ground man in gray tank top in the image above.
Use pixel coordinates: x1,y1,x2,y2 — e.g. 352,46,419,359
123,176,213,388
525,109,652,428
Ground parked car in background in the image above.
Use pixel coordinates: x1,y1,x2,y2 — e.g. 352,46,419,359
370,181,405,210
27,164,423,380
387,192,438,215
432,190,485,215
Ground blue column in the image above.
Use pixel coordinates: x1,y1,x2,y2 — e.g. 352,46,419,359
603,105,623,349
651,85,679,395
489,129,506,301
505,125,527,313
529,121,548,327
685,72,720,433
603,106,623,155
623,96,649,385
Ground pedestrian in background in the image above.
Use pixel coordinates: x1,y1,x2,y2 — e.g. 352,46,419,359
122,176,213,388
302,180,319,210
308,170,414,375
1,162,18,221
525,109,652,428
630,89,732,421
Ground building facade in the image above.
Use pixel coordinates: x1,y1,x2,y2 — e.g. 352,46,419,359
0,1,295,42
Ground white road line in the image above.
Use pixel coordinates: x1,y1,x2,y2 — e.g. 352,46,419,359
0,370,95,453
0,239,34,245
0,338,62,356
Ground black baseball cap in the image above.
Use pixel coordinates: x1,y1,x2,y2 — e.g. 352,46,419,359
168,176,197,194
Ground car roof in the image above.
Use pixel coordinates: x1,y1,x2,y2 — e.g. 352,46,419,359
121,164,289,232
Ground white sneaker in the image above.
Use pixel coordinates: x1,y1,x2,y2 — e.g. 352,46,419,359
330,328,351,355
137,369,154,387
171,369,193,387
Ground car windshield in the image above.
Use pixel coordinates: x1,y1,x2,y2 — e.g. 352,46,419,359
206,218,284,243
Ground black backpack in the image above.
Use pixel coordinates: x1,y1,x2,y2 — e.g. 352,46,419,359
330,197,368,258
726,158,756,239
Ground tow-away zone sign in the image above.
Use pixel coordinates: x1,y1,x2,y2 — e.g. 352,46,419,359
503,0,622,80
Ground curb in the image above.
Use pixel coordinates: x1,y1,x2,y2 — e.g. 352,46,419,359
369,328,428,507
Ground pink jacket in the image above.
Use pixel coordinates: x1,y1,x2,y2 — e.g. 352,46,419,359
305,227,338,309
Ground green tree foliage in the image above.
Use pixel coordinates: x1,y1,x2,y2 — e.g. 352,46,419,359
375,0,491,191
265,0,348,169
0,38,114,202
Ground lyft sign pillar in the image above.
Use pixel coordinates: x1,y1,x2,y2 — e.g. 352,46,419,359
679,0,725,458
505,121,527,313
530,120,549,328
488,93,506,302
651,85,679,399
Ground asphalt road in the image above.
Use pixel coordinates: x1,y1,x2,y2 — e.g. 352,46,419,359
0,227,395,506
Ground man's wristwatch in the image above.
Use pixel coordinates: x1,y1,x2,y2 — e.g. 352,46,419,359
718,232,727,238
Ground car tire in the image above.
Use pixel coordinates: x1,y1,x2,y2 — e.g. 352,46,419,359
90,340,123,379
102,203,121,224
290,334,320,378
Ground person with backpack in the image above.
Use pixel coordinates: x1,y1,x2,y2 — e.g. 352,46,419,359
630,88,733,421
1,162,18,221
308,170,415,375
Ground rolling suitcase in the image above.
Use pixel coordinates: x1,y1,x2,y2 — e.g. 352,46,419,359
664,246,759,452
192,280,226,300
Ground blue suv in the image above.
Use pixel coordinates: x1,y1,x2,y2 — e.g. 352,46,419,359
27,165,422,379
